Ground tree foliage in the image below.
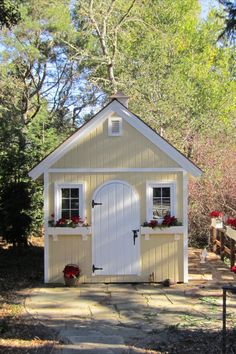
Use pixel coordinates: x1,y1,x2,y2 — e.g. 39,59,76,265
189,139,236,247
73,0,235,155
0,182,32,246
0,0,21,29
218,0,236,41
0,0,235,246
0,0,78,244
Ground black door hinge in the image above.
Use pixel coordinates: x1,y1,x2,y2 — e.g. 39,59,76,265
92,200,103,208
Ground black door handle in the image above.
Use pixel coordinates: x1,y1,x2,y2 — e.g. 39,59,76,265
132,229,139,245
92,264,103,273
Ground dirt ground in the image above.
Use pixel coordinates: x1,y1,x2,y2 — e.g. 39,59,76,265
0,237,59,353
0,237,236,354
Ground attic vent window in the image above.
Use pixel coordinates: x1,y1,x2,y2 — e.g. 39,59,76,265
108,117,122,136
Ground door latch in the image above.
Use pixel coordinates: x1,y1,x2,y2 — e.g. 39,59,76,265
132,229,139,245
92,200,103,208
92,264,103,273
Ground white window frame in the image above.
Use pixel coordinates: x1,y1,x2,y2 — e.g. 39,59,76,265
108,116,123,136
146,181,176,221
54,183,85,221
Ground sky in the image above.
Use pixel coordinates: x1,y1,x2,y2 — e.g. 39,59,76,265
199,0,219,18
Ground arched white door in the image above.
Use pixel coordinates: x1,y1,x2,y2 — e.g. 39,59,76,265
92,181,140,276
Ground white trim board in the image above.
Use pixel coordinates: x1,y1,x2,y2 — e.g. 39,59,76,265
54,182,85,221
29,100,202,180
48,168,184,173
146,181,177,221
44,172,49,283
183,171,189,283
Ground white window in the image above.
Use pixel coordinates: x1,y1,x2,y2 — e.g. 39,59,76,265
54,183,84,220
146,182,176,221
108,116,123,136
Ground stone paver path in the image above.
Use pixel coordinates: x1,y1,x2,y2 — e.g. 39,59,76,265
25,281,236,354
25,250,236,353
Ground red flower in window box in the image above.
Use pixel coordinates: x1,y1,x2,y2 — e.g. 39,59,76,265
49,215,89,227
143,215,181,228
71,216,81,225
162,215,178,226
148,220,158,228
226,218,236,230
209,210,223,218
56,217,67,226
231,266,236,273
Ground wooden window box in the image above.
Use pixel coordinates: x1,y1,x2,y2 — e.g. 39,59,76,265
140,226,184,240
48,226,91,241
226,226,236,241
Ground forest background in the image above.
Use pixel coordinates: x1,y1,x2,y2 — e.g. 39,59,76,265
0,0,235,247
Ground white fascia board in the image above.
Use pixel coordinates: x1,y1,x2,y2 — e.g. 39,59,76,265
111,101,202,177
29,104,115,180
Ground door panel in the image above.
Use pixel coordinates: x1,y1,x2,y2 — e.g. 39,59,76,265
92,181,140,276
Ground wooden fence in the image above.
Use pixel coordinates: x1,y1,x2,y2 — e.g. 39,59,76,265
210,226,235,268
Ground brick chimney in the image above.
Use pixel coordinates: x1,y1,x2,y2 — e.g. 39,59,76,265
110,91,129,108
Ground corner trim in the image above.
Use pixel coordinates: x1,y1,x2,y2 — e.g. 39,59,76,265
183,171,189,283
44,172,49,283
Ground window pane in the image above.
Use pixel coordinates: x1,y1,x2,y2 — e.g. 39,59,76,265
153,200,161,207
71,210,79,217
61,187,81,220
153,207,161,219
162,198,170,206
62,210,69,219
152,186,171,218
162,188,170,197
153,188,161,198
71,189,79,198
162,207,171,216
153,197,162,204
71,199,79,209
62,188,69,198
62,199,69,209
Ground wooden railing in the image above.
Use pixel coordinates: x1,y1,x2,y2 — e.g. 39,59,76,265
210,226,235,268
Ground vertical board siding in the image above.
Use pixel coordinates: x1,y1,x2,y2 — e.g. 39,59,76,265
48,234,183,283
92,182,140,276
52,120,180,169
49,235,92,283
49,172,183,224
141,235,183,282
47,172,184,283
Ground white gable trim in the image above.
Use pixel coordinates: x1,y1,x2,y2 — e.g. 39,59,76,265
111,101,201,177
29,100,202,180
29,104,114,180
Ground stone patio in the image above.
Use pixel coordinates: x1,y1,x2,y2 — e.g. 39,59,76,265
24,249,236,353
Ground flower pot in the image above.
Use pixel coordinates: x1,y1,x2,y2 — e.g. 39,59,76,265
211,218,223,229
157,218,164,225
64,277,79,287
